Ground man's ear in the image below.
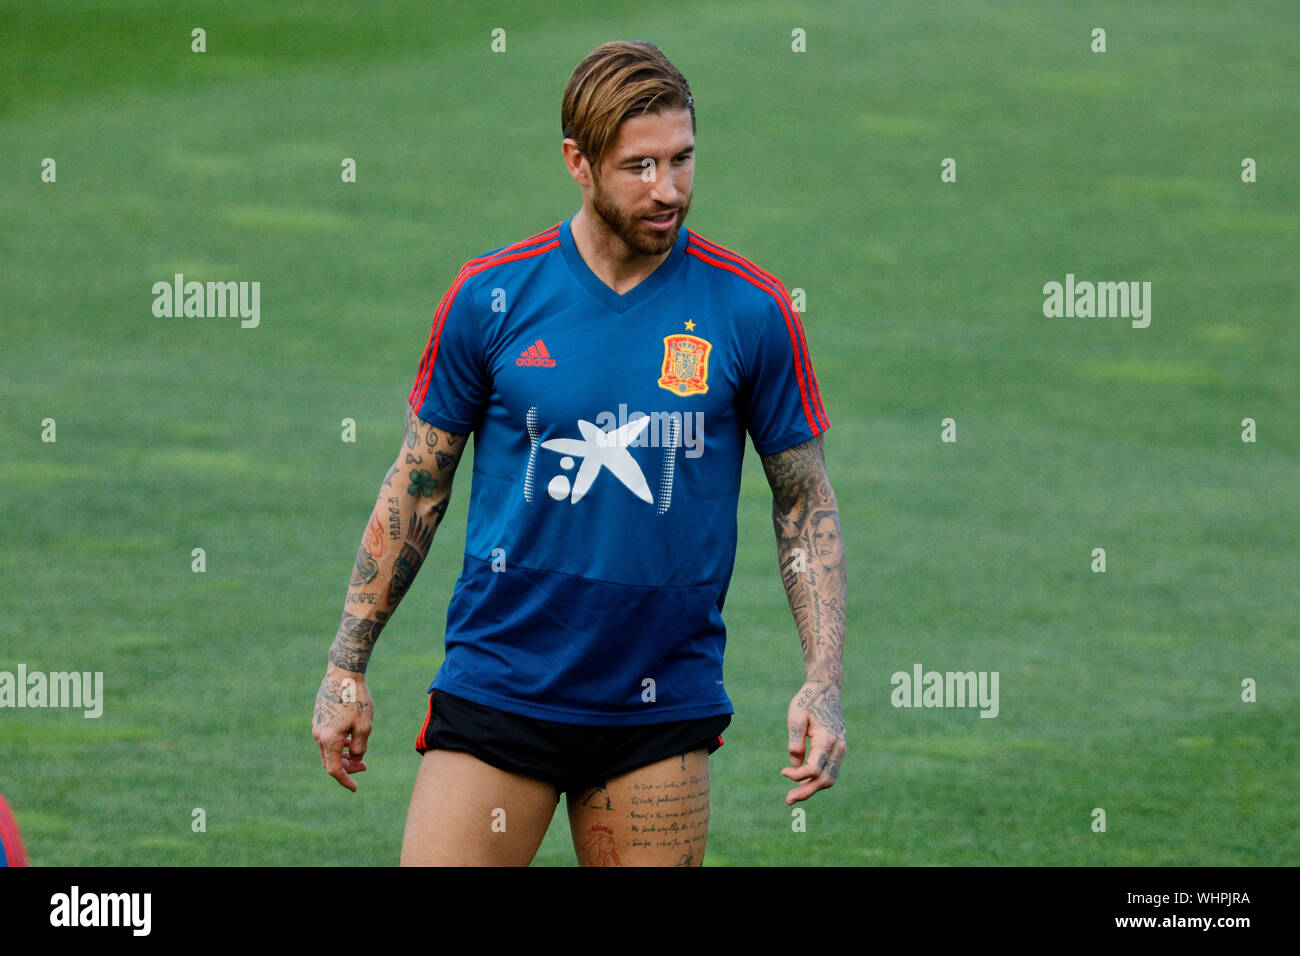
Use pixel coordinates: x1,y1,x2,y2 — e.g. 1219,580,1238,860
562,138,591,186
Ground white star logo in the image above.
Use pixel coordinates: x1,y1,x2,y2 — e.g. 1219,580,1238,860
541,416,654,504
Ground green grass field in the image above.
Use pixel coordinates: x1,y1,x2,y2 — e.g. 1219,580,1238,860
1,0,1296,866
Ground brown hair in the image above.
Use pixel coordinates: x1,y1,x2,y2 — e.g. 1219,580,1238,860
561,41,695,174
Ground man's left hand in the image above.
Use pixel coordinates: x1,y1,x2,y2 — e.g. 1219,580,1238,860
782,679,846,805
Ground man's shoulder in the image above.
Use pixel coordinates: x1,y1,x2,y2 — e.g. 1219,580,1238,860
683,228,795,319
459,222,566,277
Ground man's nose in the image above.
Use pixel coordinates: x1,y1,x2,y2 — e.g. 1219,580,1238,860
649,166,679,205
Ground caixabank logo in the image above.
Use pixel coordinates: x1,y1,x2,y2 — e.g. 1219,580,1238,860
522,405,703,515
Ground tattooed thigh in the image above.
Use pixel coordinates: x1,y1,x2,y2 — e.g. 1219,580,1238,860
567,749,711,867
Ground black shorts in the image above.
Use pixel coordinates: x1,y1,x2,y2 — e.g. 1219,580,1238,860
414,690,731,794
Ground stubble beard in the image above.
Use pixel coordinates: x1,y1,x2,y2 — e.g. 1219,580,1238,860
590,173,692,257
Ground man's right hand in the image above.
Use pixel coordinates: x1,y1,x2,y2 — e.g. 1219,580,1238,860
313,667,374,792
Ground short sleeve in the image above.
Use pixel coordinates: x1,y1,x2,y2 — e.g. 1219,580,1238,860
743,288,831,456
407,269,491,433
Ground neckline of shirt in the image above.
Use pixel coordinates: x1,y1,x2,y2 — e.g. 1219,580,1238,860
558,216,689,314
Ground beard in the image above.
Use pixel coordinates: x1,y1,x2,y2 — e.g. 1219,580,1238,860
590,174,692,257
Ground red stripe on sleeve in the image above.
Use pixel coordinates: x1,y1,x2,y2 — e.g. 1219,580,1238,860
465,225,561,268
409,265,471,408
409,239,560,412
409,227,562,413
687,233,829,431
771,281,830,431
685,244,825,436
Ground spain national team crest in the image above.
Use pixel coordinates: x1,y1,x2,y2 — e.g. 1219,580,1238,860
657,334,712,396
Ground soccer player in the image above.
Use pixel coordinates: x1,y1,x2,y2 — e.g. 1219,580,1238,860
313,41,846,866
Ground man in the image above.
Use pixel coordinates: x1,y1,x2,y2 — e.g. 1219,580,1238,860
313,40,846,866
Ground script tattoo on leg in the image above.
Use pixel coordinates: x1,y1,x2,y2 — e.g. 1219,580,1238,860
627,771,710,862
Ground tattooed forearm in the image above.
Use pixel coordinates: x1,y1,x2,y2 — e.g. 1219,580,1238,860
387,513,435,605
328,611,387,673
760,436,846,683
364,515,386,558
350,544,379,586
326,406,470,676
407,469,437,497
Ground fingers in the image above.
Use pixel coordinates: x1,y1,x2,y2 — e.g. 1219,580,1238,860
312,675,373,792
780,728,846,805
341,748,368,778
788,718,808,766
341,733,368,775
318,733,371,792
320,734,357,792
781,754,839,805
348,720,370,763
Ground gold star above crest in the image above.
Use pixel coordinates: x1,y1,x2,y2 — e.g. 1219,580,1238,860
684,318,696,331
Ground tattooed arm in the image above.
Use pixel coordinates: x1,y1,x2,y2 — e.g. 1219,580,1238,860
759,434,847,805
312,404,468,791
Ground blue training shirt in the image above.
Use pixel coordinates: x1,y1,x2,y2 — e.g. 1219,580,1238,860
408,216,830,725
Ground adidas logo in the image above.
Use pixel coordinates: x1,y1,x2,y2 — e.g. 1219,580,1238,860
516,338,556,367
